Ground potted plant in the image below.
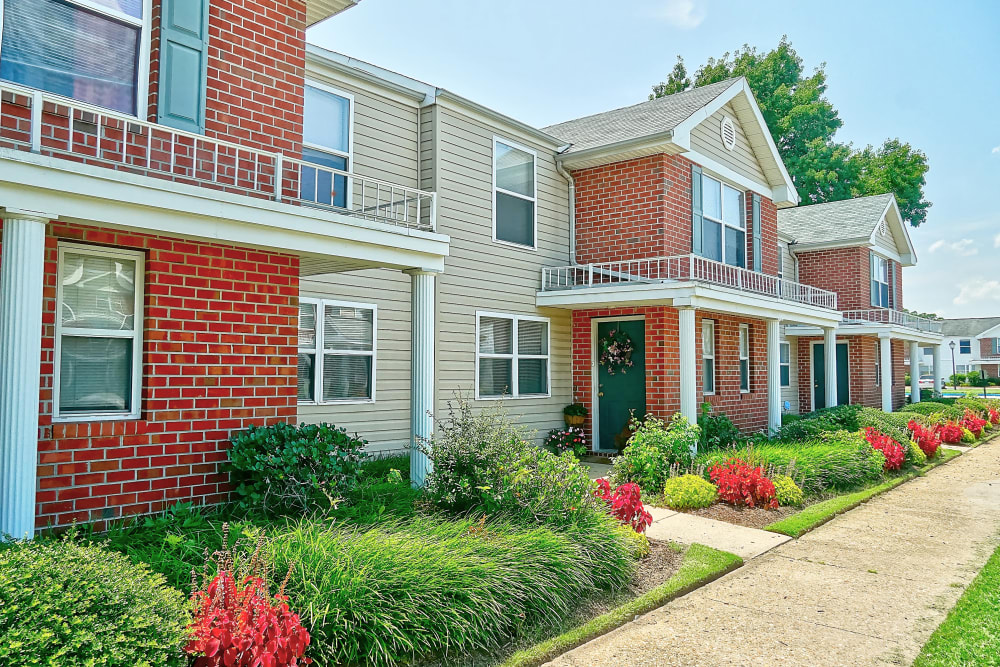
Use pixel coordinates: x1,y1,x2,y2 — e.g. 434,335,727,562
563,403,587,426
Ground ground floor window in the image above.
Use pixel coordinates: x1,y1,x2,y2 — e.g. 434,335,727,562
476,312,549,398
780,341,791,387
55,243,144,420
739,324,751,393
702,319,715,394
297,299,376,403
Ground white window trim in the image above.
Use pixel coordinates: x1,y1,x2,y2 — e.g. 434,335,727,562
779,341,791,388
297,297,377,405
871,253,890,308
53,242,145,422
701,173,746,268
492,136,538,251
702,319,715,396
303,81,355,210
0,0,153,119
739,323,751,393
475,311,551,400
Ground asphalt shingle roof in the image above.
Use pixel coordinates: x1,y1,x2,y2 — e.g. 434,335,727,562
542,79,740,154
941,317,1000,337
776,194,895,245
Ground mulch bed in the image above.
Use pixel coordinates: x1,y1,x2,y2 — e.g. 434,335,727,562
681,503,799,530
631,538,684,595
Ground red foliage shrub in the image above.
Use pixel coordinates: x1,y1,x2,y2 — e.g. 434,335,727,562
186,559,311,667
936,421,964,444
594,479,653,533
708,459,777,509
989,407,1000,425
960,409,987,437
908,420,941,459
863,427,905,471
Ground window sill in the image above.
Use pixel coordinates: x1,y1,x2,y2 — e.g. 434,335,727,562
491,238,537,252
475,393,552,401
50,413,140,424
298,399,375,406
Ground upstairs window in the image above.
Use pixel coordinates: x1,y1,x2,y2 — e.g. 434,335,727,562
302,84,353,209
700,174,745,268
476,312,549,398
0,0,148,115
493,138,537,248
298,299,376,403
993,338,1000,356
870,255,891,308
959,339,971,355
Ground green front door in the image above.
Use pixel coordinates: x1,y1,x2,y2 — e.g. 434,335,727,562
597,319,646,451
812,342,849,409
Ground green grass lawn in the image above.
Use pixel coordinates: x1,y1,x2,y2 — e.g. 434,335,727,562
766,448,962,538
913,541,1000,666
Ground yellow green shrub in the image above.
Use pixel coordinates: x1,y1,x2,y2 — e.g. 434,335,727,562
662,474,716,509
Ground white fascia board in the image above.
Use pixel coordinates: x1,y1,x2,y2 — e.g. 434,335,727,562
0,149,449,272
434,91,565,148
671,78,798,206
535,281,841,327
305,45,435,106
683,151,774,201
975,323,1000,339
871,197,917,266
790,322,943,345
555,131,682,170
789,237,876,254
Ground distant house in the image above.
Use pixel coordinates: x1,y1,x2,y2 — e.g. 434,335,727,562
938,318,1000,379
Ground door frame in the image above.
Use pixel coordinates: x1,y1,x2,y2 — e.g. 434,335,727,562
591,315,645,453
809,339,851,411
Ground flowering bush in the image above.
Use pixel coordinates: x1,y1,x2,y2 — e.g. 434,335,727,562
773,475,804,506
610,413,700,492
544,426,588,458
862,427,905,471
598,329,635,375
594,479,653,533
708,458,777,509
960,409,987,438
662,474,717,509
186,533,311,667
937,421,964,444
908,420,941,458
989,407,1000,425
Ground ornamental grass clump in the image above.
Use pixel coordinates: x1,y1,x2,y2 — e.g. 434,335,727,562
0,533,190,667
661,474,717,509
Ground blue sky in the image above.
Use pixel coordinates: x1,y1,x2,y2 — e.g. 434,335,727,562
309,0,1000,318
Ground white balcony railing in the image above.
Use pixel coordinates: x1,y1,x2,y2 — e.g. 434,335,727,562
541,254,839,310
841,309,944,333
0,82,436,232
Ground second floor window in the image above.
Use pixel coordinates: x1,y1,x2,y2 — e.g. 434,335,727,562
700,174,745,268
992,338,1000,356
493,138,537,248
959,339,971,355
0,0,146,115
871,254,891,308
302,84,353,209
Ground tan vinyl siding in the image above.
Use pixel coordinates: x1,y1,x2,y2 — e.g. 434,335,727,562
780,333,800,414
872,221,898,256
779,241,798,281
690,102,768,188
433,104,572,442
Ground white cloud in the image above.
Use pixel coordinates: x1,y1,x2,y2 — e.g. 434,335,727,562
954,279,1000,306
928,238,978,257
994,233,1000,248
654,0,706,29
993,145,1000,154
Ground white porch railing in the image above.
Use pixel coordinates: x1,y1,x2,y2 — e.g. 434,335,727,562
540,254,839,310
841,309,944,333
0,82,436,232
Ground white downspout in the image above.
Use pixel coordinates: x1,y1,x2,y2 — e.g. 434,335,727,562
555,156,576,264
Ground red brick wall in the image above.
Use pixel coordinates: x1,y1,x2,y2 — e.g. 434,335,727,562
796,246,871,311
572,154,779,276
0,220,299,530
979,338,1000,360
571,306,769,447
148,0,307,154
982,364,1000,379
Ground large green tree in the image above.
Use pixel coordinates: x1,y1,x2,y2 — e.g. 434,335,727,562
651,38,930,226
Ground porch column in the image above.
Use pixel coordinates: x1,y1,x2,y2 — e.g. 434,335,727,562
933,345,944,395
910,341,921,403
880,335,893,412
406,269,436,487
823,326,838,409
767,319,781,434
678,306,697,426
0,212,48,541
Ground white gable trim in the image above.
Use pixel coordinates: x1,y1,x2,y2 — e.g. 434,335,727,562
671,78,798,207
976,323,1000,340
869,197,917,266
682,150,773,200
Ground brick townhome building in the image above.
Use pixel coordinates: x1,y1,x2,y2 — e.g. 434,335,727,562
0,0,944,537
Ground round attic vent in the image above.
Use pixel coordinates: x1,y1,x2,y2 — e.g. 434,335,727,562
720,116,737,151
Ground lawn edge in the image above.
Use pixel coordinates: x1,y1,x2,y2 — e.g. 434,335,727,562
499,543,742,667
764,446,967,538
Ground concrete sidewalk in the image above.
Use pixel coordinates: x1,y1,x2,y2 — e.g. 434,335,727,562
550,442,1000,667
645,506,790,560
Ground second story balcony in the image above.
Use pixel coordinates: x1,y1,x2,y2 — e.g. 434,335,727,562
841,309,944,334
541,254,839,310
0,83,436,233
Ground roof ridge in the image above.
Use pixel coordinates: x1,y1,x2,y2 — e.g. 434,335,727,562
779,193,895,214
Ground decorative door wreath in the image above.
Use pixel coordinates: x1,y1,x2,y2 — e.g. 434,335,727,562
598,329,635,375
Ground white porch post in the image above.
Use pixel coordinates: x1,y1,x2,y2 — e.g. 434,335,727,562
406,270,436,487
0,212,48,541
678,306,697,426
910,341,921,403
823,326,838,409
767,319,781,434
933,344,944,395
880,335,894,412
